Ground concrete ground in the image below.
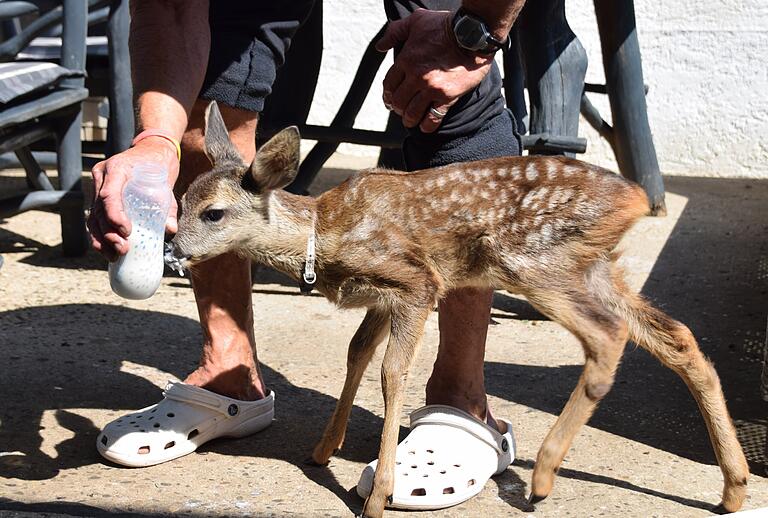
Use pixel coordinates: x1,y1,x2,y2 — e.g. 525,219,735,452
0,159,767,518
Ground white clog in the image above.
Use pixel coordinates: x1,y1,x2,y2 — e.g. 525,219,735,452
97,382,274,467
357,405,515,510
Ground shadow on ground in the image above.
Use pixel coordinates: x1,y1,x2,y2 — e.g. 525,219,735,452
0,303,396,514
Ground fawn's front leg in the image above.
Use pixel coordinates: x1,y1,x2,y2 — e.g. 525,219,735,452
313,307,391,465
362,305,432,518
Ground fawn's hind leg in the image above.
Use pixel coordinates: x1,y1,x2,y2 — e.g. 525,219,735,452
312,307,391,465
523,285,630,501
607,275,749,512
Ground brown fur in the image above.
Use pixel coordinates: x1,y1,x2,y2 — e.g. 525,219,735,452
170,102,748,518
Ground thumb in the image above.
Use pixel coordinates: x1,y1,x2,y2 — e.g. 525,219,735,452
165,197,178,235
375,18,410,52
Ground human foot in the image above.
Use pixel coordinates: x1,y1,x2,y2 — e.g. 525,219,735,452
184,361,267,401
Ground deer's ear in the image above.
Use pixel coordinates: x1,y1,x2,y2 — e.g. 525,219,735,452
247,126,300,192
203,101,244,168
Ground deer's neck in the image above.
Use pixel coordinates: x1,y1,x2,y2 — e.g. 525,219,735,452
245,190,318,281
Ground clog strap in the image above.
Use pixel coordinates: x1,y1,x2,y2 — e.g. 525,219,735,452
162,382,242,418
409,405,512,460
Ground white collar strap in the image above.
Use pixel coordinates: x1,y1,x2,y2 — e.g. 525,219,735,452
301,215,317,294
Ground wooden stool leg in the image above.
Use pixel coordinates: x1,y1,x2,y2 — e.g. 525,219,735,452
594,0,666,215
517,0,588,157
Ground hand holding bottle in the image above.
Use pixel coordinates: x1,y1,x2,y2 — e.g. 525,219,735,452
88,139,179,261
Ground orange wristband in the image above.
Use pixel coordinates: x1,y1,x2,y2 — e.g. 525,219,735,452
132,129,181,161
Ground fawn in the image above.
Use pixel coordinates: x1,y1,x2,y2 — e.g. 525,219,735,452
167,102,748,517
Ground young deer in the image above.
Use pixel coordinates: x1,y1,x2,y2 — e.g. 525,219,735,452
167,102,748,517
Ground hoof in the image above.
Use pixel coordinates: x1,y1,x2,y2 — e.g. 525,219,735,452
720,484,747,514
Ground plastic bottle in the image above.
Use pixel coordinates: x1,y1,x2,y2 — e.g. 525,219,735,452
109,163,173,300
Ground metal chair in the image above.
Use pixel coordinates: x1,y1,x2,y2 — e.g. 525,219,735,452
0,0,132,167
0,0,89,256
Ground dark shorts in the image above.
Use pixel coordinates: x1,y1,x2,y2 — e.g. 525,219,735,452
201,0,521,169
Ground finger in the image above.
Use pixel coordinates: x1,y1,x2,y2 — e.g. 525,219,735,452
86,212,105,252
103,229,129,257
375,18,410,52
98,163,131,237
401,91,431,129
419,101,455,134
88,207,120,261
382,64,406,107
91,161,106,200
390,76,421,117
89,201,127,258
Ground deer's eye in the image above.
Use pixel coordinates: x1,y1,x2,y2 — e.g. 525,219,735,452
202,208,225,223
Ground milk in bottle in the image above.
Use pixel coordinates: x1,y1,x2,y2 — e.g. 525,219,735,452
109,163,173,299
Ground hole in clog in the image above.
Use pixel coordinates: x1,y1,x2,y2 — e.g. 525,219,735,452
411,488,426,496
443,487,454,494
148,417,153,421
153,423,160,428
164,441,175,450
411,465,417,469
133,425,139,428
453,464,461,467
408,450,415,455
396,462,401,465
440,470,446,474
129,421,135,424
427,461,434,465
426,449,434,453
116,420,122,424
140,429,146,432
138,446,150,454
167,413,175,418
467,479,476,486
422,474,429,478
100,435,108,446
150,409,156,413
188,429,199,440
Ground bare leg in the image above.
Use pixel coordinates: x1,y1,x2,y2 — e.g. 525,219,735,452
426,287,503,429
177,99,266,401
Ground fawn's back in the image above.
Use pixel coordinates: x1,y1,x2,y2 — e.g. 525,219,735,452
315,155,649,300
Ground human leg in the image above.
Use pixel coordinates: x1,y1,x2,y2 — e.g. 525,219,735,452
178,101,265,402
97,0,316,467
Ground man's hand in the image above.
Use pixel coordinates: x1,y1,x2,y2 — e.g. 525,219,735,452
88,140,179,261
376,9,494,133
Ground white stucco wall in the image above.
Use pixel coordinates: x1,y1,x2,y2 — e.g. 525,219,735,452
307,1,768,178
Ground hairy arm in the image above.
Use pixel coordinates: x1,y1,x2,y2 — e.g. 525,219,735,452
88,0,210,260
462,0,526,41
129,0,210,138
